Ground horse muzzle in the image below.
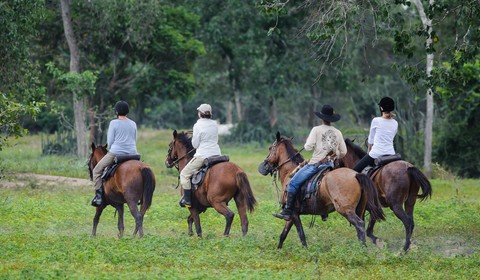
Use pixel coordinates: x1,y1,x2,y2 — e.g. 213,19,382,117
165,160,175,168
258,160,274,176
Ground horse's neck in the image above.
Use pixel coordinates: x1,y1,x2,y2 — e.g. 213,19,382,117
278,162,298,186
178,156,193,171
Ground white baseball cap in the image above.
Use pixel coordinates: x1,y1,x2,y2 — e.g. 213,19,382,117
197,104,212,114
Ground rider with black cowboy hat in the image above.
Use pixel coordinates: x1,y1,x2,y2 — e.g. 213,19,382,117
273,104,347,221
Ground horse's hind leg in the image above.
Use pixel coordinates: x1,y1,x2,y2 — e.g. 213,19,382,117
212,202,235,236
127,201,144,238
116,204,125,238
366,215,380,246
391,203,414,251
278,220,295,249
234,197,249,236
345,211,366,245
92,206,105,237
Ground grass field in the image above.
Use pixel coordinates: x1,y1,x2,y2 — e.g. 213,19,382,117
0,129,479,279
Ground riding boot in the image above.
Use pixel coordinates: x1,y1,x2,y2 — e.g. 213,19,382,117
179,189,192,208
273,191,296,221
91,187,103,207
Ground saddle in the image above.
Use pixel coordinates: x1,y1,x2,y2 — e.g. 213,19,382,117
101,154,141,180
362,153,402,176
191,155,230,189
301,167,332,200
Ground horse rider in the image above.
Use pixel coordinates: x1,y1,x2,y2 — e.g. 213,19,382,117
353,97,398,172
273,104,347,221
91,100,138,206
179,103,221,207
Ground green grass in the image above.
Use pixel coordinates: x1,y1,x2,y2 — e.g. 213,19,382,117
1,129,479,279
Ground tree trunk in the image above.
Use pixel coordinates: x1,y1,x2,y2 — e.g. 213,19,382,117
269,96,277,128
412,0,434,178
60,0,88,157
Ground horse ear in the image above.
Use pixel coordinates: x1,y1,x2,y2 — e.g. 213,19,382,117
103,144,108,149
91,142,96,151
276,131,281,141
173,130,177,138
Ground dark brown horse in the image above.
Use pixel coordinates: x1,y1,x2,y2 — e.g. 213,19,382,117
165,130,257,237
88,143,156,238
259,132,385,249
339,139,432,251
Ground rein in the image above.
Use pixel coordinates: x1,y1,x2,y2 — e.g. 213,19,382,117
168,148,195,170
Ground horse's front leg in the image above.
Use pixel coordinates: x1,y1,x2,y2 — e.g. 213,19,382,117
116,204,125,238
278,220,295,249
188,208,202,238
187,214,194,236
292,214,307,247
92,206,105,237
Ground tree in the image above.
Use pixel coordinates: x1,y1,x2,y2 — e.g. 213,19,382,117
0,0,46,151
59,0,89,157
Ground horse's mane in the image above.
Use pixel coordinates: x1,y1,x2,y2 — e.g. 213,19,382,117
177,131,195,151
345,138,367,157
280,136,305,164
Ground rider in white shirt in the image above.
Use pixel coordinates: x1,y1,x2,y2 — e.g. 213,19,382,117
179,104,221,207
353,97,398,172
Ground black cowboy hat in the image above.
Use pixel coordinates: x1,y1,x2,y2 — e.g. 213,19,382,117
314,105,341,122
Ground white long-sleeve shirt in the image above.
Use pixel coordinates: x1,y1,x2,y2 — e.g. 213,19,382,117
368,117,398,158
192,118,221,158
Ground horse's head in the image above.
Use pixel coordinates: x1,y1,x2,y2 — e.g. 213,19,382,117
165,130,195,168
339,139,366,168
258,131,304,176
88,142,108,180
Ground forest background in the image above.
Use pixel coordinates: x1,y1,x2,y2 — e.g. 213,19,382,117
1,0,480,178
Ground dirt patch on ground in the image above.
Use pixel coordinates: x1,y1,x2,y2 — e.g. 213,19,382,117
0,173,91,188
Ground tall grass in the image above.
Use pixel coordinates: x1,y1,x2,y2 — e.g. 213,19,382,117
0,129,479,279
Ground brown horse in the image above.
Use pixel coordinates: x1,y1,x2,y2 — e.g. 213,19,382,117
88,143,156,238
259,132,385,249
339,139,432,251
165,130,257,237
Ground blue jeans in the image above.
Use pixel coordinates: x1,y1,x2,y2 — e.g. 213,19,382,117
287,162,334,193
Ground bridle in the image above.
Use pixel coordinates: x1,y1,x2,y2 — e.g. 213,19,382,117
165,140,195,170
262,138,304,175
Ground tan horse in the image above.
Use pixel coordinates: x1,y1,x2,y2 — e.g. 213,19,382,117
88,143,156,238
259,132,385,248
339,139,432,251
165,130,257,237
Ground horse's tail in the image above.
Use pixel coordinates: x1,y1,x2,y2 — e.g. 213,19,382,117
407,167,432,201
356,173,386,221
236,172,257,213
140,167,156,213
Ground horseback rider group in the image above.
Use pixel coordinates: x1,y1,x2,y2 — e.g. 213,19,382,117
92,97,397,221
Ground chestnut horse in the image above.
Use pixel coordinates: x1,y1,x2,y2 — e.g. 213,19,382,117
259,132,385,249
339,139,432,251
88,143,156,238
165,130,257,237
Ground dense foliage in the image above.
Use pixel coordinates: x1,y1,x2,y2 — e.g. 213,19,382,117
1,0,480,177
